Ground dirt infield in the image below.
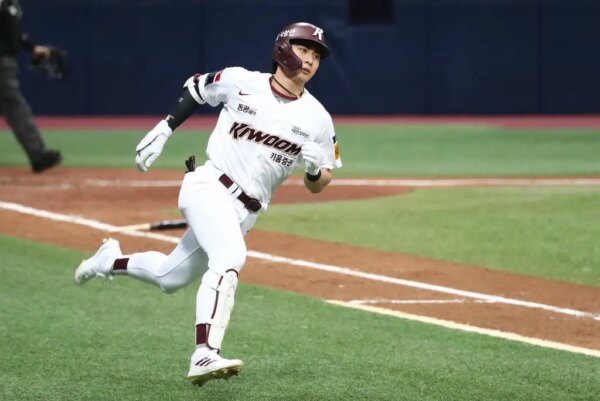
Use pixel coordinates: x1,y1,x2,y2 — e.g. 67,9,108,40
1,166,599,354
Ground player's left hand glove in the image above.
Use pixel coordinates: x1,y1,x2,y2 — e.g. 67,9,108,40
301,141,324,176
135,120,172,172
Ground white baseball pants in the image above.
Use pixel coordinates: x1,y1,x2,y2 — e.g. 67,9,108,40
121,161,259,327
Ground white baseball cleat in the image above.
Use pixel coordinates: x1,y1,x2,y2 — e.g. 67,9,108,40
74,238,122,285
187,349,243,386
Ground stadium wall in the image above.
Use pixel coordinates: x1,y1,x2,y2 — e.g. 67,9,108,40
19,0,600,115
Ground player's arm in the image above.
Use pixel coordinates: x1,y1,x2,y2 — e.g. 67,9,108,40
134,75,206,172
164,73,210,129
301,117,341,193
301,141,334,194
303,167,332,194
135,68,240,172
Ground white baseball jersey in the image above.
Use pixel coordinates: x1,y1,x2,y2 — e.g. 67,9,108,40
190,67,342,204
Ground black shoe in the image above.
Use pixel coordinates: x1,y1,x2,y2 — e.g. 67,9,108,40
32,150,62,173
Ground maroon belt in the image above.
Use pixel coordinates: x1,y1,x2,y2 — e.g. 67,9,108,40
218,174,262,212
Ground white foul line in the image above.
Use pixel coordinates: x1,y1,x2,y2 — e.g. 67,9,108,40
1,200,598,322
348,298,492,305
290,177,600,187
3,177,599,192
1,200,599,356
247,248,600,321
0,201,179,244
328,301,600,358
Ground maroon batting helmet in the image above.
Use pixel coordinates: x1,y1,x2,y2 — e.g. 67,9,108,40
272,22,330,71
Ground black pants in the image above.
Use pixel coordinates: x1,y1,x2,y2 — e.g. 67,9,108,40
0,55,46,164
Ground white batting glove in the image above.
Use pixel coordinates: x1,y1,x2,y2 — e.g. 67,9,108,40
301,141,324,176
135,120,173,172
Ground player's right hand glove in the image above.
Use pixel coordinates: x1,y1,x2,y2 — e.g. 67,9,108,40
135,120,173,172
301,141,324,176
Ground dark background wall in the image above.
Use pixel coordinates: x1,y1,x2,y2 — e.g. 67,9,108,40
17,0,600,115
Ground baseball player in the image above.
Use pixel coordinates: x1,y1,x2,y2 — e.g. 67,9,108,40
74,22,342,386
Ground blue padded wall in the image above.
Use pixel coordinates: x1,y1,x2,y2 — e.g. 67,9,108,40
16,0,600,115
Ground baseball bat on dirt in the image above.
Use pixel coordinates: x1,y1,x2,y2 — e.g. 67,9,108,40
111,219,188,232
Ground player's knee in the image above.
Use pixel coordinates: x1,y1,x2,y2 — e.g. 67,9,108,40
157,278,186,294
222,248,247,272
208,242,246,273
159,285,176,294
209,257,245,275
231,251,247,271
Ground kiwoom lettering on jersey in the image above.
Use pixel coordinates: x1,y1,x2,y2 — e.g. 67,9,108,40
229,122,302,156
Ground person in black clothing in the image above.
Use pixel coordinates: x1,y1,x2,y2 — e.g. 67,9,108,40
0,0,61,172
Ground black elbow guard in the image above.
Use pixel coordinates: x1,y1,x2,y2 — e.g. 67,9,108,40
165,89,200,130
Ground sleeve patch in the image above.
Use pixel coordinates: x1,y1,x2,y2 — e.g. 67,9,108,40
205,70,223,86
334,142,340,160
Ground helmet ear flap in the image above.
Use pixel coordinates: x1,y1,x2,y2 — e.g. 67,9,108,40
272,37,302,71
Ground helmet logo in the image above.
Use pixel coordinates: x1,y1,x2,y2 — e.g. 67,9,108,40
278,28,297,38
312,27,324,40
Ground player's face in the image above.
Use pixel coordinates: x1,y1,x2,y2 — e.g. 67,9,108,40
290,43,321,83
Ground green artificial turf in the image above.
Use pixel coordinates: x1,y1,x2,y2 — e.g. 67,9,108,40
2,125,599,285
256,186,600,287
1,236,598,401
336,124,600,177
2,125,600,176
0,129,211,169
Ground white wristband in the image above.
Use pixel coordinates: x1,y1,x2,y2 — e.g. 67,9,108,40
154,119,173,138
